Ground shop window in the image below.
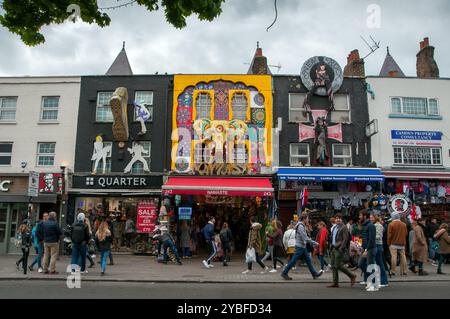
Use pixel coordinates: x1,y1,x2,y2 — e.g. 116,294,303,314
332,144,352,166
393,146,442,166
96,92,114,122
231,93,248,121
233,143,247,164
195,93,212,119
390,97,439,116
0,142,13,165
289,93,308,122
134,91,153,122
330,94,350,123
92,141,112,173
40,96,59,121
131,141,151,174
37,142,56,166
0,97,17,122
290,143,310,166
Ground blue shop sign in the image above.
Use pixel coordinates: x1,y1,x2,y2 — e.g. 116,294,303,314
178,207,192,221
391,130,442,141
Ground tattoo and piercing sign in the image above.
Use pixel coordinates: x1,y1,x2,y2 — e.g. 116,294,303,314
67,4,81,23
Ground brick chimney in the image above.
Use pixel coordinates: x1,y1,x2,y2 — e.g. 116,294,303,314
416,37,439,78
247,42,271,75
343,49,365,77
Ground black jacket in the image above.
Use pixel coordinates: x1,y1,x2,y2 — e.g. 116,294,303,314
95,234,112,251
42,219,62,243
71,222,91,244
362,220,376,250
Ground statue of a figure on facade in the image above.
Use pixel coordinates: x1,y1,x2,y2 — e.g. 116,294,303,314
124,141,150,173
303,62,335,112
91,135,112,174
134,101,151,135
314,117,329,166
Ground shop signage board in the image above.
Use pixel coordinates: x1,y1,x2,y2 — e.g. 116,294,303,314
72,175,163,189
391,130,442,146
0,180,11,192
136,202,157,233
178,207,192,221
28,171,39,197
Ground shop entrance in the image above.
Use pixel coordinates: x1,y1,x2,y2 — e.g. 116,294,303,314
0,203,28,254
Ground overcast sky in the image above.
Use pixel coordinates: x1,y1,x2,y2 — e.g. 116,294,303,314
0,0,449,77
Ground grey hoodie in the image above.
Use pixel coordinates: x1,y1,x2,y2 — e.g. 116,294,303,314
295,222,312,248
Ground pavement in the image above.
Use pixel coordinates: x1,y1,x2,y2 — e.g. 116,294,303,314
1,253,449,284
1,281,450,299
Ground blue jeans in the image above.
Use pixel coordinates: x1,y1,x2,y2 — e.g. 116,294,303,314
100,250,110,273
182,247,190,257
282,246,320,277
375,245,388,285
438,254,448,272
359,247,377,282
318,254,329,270
71,243,87,272
163,240,181,263
30,244,43,269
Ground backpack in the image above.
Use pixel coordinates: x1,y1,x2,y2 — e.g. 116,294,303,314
72,223,87,244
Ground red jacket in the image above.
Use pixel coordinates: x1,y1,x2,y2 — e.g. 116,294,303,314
316,227,329,255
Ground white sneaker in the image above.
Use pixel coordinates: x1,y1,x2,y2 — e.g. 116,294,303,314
431,262,438,267
359,281,366,285
38,268,43,273
292,266,296,270
242,270,251,274
202,260,209,269
260,266,269,274
366,286,379,292
81,270,88,274
269,269,277,273
209,263,214,268
380,284,389,288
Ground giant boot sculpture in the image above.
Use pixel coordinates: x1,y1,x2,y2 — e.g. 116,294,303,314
110,87,129,142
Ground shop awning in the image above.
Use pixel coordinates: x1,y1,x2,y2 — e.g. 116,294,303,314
162,177,274,197
277,167,385,182
383,170,450,180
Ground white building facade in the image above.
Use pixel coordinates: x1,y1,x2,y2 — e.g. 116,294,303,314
0,76,81,254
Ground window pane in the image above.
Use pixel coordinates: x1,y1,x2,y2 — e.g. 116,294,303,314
333,144,350,156
291,143,309,156
391,98,401,113
42,97,59,108
1,97,17,109
38,156,54,166
42,110,58,120
232,93,248,121
96,105,113,122
0,143,13,153
135,91,153,105
428,99,439,115
334,95,349,110
330,110,350,123
0,110,16,120
402,97,427,115
196,93,212,119
0,156,11,165
38,143,55,154
432,148,441,165
393,147,402,164
98,92,112,106
289,110,308,122
289,94,305,108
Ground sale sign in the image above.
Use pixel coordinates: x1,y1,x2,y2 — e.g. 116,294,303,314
136,202,157,233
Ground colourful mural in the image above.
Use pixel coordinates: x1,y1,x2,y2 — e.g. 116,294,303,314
171,75,273,175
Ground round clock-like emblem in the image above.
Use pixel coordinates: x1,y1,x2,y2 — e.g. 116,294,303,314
300,56,343,96
388,194,412,216
253,93,265,107
175,158,190,172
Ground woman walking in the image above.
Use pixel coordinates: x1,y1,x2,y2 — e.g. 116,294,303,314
242,216,268,274
180,221,191,258
315,221,331,272
372,214,388,287
95,221,112,276
410,219,429,276
15,221,32,274
268,220,284,272
29,222,43,272
434,223,450,275
283,222,296,267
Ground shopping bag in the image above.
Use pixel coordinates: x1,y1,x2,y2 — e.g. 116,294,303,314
245,247,256,263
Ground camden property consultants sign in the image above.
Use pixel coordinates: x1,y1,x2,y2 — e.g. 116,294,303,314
391,130,442,146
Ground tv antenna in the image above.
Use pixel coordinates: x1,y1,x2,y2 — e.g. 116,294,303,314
360,35,380,60
244,62,282,73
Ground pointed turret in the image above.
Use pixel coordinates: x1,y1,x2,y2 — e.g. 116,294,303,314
106,42,133,76
247,42,272,75
379,47,405,77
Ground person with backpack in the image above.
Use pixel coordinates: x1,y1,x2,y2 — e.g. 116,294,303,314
219,222,233,266
327,213,356,288
202,216,217,269
29,219,44,272
71,213,91,274
15,220,32,274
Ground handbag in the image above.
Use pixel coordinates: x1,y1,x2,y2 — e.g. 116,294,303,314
245,247,256,263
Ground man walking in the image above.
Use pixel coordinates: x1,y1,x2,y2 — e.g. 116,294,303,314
202,216,217,269
71,212,90,273
281,213,323,280
42,212,62,274
358,211,377,291
327,214,356,288
387,212,408,276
